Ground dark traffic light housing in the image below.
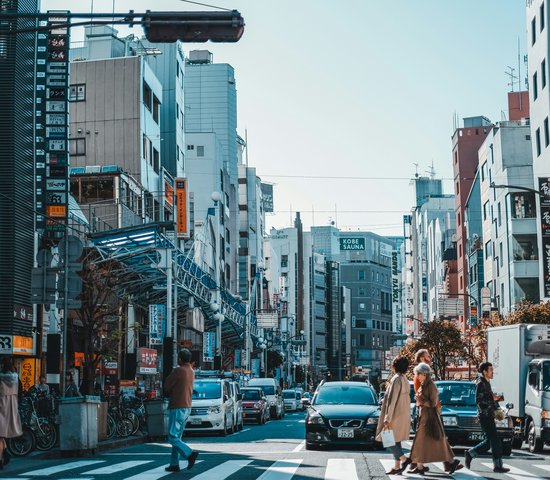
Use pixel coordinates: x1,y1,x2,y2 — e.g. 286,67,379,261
142,10,244,43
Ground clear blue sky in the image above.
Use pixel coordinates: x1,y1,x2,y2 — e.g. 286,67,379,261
41,0,527,235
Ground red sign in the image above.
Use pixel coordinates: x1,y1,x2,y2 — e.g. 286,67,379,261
137,348,158,374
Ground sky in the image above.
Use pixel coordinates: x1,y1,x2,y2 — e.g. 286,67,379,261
41,0,527,236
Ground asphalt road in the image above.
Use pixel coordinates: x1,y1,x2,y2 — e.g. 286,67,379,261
3,411,550,480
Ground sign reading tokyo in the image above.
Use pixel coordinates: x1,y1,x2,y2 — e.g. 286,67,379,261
339,237,365,251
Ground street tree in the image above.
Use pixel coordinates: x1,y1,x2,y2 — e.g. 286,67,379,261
419,320,465,380
506,299,550,324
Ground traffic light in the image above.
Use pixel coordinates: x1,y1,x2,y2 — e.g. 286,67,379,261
142,10,245,43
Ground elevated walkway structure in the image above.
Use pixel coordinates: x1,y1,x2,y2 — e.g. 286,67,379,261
89,222,258,346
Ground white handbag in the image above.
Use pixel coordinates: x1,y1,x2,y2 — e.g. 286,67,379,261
381,428,396,448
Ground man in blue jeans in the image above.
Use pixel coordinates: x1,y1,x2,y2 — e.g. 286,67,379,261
465,362,509,474
164,348,199,472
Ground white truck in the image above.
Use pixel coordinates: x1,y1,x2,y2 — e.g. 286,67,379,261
487,324,550,452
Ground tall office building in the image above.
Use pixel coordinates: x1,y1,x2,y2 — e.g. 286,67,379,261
526,1,550,300
0,0,39,342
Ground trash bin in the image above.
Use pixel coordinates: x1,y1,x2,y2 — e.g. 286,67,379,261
97,401,108,441
59,396,101,451
144,398,169,438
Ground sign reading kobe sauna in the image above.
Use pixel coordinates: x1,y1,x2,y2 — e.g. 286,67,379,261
339,237,365,251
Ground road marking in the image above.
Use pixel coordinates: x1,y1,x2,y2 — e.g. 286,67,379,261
325,459,358,480
190,460,252,480
292,441,305,452
25,460,105,476
122,463,205,480
481,462,535,480
297,419,305,423
379,459,409,480
257,458,303,480
534,464,550,473
433,462,484,478
83,460,153,474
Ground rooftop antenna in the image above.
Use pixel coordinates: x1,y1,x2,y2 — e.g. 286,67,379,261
413,163,419,178
505,65,518,92
426,161,436,180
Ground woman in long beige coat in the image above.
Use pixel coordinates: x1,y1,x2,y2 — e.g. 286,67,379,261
407,363,462,475
376,356,411,475
0,357,22,469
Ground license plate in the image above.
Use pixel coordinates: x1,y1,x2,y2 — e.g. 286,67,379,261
337,428,354,438
468,432,485,441
190,418,202,425
242,413,247,418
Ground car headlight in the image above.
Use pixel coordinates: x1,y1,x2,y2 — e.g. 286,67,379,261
253,402,260,409
207,406,221,414
306,413,325,425
366,417,378,425
441,416,458,426
270,401,276,406
495,417,512,429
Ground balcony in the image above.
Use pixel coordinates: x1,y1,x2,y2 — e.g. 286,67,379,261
510,260,539,279
510,217,537,235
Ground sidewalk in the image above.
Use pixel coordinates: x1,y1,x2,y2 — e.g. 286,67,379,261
37,433,151,459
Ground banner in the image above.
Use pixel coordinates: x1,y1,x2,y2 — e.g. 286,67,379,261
175,178,189,238
137,348,158,374
539,178,550,297
202,332,216,362
260,183,274,212
148,304,166,346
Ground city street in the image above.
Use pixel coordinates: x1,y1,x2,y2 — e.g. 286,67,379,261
3,412,550,480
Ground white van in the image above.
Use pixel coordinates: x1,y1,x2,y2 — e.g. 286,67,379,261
247,378,284,419
186,378,235,435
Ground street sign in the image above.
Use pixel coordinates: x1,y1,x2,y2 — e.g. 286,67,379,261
481,287,491,312
437,297,465,316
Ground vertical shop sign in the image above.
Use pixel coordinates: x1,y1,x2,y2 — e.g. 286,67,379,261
202,332,215,362
149,304,166,346
539,177,550,297
175,178,189,238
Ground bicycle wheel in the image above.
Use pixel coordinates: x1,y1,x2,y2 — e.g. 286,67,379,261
7,428,36,456
124,410,139,436
35,421,57,451
116,417,134,437
106,414,116,439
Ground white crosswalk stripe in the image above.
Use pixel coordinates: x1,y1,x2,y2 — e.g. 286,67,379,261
190,460,252,480
481,462,536,480
534,464,550,473
83,460,154,474
25,460,105,476
433,462,484,479
325,459,358,480
257,458,303,480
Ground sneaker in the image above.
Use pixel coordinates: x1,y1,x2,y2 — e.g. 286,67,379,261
187,451,199,470
493,466,510,473
465,450,473,470
165,465,181,472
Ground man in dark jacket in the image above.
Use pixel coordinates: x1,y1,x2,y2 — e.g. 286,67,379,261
164,349,198,472
465,362,509,473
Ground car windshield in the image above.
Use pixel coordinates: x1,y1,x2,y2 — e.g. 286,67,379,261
283,391,296,399
242,390,261,400
437,382,476,406
543,362,550,391
313,384,377,405
258,385,275,395
192,381,221,400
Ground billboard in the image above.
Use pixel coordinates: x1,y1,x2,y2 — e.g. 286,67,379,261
339,237,365,251
137,348,158,374
148,304,166,346
539,177,550,297
261,183,274,212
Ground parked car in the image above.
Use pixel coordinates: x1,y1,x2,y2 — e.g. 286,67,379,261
283,389,301,412
303,381,380,450
186,378,235,436
247,378,285,419
229,381,244,431
241,387,270,424
419,381,514,456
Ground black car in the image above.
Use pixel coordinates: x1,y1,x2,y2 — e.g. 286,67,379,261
303,381,380,450
433,381,513,456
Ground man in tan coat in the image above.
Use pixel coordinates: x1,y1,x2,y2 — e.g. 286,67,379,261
164,349,198,472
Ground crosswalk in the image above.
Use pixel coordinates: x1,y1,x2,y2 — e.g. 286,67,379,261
4,455,550,480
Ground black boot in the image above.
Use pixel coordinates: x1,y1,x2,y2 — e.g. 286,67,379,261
493,458,510,473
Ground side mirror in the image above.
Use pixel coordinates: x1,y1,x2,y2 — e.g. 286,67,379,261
505,402,514,410
223,394,229,402
301,398,311,406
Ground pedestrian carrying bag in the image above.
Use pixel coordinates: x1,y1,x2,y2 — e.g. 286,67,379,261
381,428,396,448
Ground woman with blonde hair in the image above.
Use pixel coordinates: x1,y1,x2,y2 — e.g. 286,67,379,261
375,356,411,475
405,363,462,475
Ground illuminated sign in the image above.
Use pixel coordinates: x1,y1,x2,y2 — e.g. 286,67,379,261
46,205,67,218
13,336,33,355
175,178,189,238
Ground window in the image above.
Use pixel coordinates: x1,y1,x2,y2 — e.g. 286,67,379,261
499,243,503,267
483,201,489,221
152,95,160,123
485,241,491,258
187,144,194,150
358,270,365,280
197,145,205,157
542,2,546,31
511,193,536,219
543,59,547,89
69,138,86,156
152,147,159,173
534,72,539,100
358,303,366,311
69,84,85,101
545,117,549,147
143,134,151,162
497,202,501,226
537,127,542,156
281,255,288,268
481,161,487,181
358,287,366,296
532,17,537,45
143,81,152,111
